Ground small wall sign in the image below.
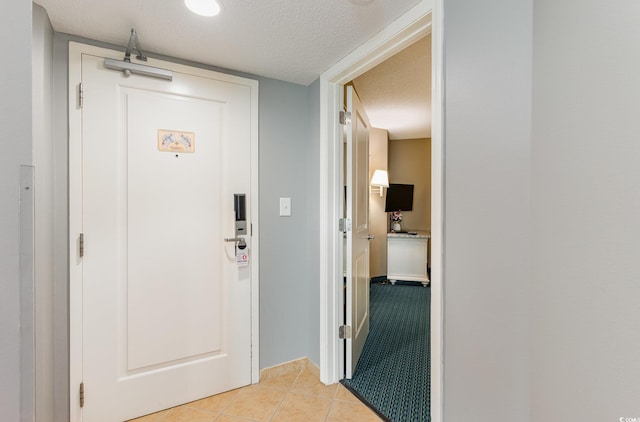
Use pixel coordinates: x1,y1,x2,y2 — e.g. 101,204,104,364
236,249,249,267
157,129,195,153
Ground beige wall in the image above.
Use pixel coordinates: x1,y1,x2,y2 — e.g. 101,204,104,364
368,128,388,277
369,135,431,277
388,138,431,232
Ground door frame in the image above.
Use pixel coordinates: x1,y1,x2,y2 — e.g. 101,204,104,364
68,42,260,420
318,0,444,420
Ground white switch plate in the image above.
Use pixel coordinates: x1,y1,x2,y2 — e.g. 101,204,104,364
279,197,291,216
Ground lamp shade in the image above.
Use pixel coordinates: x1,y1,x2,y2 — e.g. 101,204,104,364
370,169,389,187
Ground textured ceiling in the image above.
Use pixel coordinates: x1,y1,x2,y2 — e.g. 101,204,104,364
34,0,422,86
352,34,431,140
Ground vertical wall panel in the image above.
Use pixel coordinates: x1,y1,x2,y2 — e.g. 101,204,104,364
443,0,532,420
531,0,640,419
0,0,33,419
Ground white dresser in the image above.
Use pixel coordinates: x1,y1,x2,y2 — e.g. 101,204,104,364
387,231,430,286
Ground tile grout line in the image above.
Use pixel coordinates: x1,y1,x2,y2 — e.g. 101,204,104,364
266,368,303,422
211,387,243,419
144,362,346,422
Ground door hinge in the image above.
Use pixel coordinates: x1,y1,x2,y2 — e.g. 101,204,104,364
79,83,84,108
79,233,85,258
339,110,351,125
79,382,85,408
338,325,352,339
338,218,351,233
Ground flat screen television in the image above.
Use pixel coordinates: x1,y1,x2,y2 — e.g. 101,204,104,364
385,183,414,212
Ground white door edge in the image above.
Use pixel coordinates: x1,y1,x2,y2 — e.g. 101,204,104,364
318,1,444,421
68,41,260,421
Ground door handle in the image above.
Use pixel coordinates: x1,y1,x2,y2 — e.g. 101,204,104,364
365,234,375,240
224,237,247,249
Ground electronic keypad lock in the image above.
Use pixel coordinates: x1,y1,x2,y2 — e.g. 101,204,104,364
224,194,248,266
234,194,247,238
234,194,248,265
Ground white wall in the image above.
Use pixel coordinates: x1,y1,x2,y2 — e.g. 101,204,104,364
0,0,33,420
531,0,640,419
443,1,640,419
442,0,532,419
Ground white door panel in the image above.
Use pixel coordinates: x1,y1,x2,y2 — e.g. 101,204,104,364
345,86,371,378
354,249,369,337
125,91,223,371
73,48,257,421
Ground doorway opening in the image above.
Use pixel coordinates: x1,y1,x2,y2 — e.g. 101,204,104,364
319,1,443,421
340,32,431,420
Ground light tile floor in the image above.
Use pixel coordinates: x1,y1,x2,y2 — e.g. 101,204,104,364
129,368,382,422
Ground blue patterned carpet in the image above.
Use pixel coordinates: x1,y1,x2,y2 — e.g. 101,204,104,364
343,282,431,422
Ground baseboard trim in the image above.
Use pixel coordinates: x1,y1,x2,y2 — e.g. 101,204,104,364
370,275,388,284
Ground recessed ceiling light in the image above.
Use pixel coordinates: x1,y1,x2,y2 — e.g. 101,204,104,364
185,0,222,16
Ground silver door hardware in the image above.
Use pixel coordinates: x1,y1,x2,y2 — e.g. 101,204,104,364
228,194,248,261
103,29,173,81
338,325,352,339
339,110,351,125
224,237,247,249
338,218,351,233
365,234,375,240
79,233,85,257
104,58,173,81
234,194,247,237
79,382,85,408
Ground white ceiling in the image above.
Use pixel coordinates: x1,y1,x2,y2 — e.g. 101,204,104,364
352,34,431,140
34,0,422,86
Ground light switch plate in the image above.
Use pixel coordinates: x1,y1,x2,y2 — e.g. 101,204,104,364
279,197,291,216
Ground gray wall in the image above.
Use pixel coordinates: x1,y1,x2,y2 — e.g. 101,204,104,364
51,29,70,422
33,5,55,420
443,0,640,419
443,0,532,420
49,32,76,422
257,78,314,368
531,0,640,419
0,0,33,420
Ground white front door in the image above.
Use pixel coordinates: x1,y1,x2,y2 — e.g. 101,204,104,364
69,44,259,421
345,86,371,378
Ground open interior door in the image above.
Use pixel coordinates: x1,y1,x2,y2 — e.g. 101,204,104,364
344,86,372,379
